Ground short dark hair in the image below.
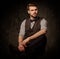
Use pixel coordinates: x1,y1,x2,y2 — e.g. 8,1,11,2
27,2,38,10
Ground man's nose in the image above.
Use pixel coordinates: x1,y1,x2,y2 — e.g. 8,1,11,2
33,10,36,12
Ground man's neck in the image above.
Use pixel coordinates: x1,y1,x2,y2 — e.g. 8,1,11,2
30,16,36,20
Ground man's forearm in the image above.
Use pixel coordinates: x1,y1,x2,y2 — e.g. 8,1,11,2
18,36,24,43
22,29,47,47
30,29,47,40
25,29,47,43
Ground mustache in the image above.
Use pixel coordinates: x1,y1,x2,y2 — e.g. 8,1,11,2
33,13,37,14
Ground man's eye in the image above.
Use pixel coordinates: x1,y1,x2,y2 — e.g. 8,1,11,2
35,9,37,10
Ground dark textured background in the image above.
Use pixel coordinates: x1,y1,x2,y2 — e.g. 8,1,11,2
0,0,60,58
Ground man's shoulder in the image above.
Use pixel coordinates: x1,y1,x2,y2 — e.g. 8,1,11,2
39,17,47,21
22,19,26,22
21,19,26,25
40,17,47,23
38,17,47,23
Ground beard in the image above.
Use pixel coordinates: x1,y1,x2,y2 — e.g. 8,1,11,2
31,13,38,18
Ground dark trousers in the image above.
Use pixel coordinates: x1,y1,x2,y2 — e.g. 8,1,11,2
9,46,46,59
9,45,45,59
9,38,47,59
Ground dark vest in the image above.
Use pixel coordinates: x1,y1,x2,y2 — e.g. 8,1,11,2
24,17,47,47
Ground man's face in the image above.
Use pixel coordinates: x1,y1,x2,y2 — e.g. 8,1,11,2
28,6,38,17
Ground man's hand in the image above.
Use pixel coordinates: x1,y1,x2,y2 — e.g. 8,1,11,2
18,43,25,52
22,37,31,47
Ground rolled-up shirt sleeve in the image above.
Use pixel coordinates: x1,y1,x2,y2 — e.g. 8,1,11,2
40,18,47,30
19,20,26,37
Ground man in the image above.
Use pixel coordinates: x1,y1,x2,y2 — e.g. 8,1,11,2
18,2,47,59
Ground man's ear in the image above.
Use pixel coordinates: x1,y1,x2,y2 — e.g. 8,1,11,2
28,10,30,14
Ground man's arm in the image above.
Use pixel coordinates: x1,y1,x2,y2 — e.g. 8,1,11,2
22,18,47,46
18,20,26,43
18,36,26,52
22,29,47,45
30,18,47,40
18,20,26,51
18,36,24,43
30,29,46,39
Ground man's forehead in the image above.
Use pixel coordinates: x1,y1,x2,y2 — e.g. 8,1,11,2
29,6,38,9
